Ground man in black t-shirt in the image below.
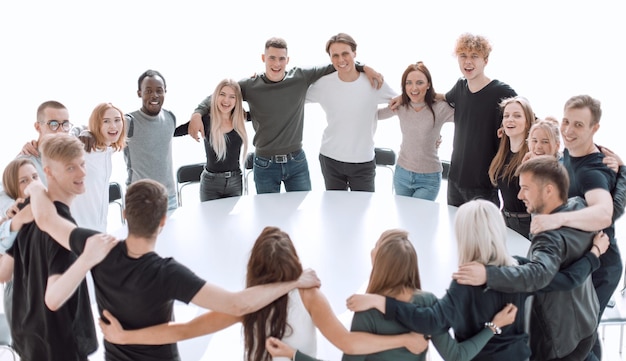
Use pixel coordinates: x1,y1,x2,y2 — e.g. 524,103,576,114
0,134,99,361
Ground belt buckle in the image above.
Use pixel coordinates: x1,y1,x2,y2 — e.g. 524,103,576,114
224,171,232,178
274,154,288,163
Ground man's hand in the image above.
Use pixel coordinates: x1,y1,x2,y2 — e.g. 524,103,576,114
82,234,119,268
296,268,321,289
404,332,428,355
492,303,518,328
23,179,46,198
591,231,609,257
452,261,487,286
530,213,563,234
600,145,623,173
19,140,39,157
346,293,385,313
265,337,296,359
188,113,205,141
78,129,96,152
99,309,128,345
363,66,384,89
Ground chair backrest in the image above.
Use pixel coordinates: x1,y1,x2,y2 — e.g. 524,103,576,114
108,182,125,224
244,152,254,195
108,182,123,203
176,163,205,206
442,160,451,180
177,163,205,184
374,147,396,166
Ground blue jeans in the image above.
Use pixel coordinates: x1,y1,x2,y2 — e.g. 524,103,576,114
393,165,441,201
253,149,312,194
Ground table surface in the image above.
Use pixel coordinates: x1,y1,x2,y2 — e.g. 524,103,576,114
106,191,531,361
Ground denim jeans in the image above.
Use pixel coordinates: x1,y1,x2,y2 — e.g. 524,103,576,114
393,165,441,201
200,170,242,201
253,149,312,194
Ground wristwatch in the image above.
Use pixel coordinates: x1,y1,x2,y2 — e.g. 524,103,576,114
484,321,502,335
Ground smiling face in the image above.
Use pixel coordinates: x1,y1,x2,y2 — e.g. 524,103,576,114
528,127,559,157
517,172,547,214
404,70,429,104
262,47,289,82
45,155,87,197
138,75,166,116
17,163,39,198
560,107,599,156
216,85,237,116
328,42,357,78
501,102,528,140
100,107,124,146
457,50,487,81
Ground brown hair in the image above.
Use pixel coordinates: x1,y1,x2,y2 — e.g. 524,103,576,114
124,179,168,238
515,155,569,203
366,229,421,297
265,37,288,51
2,158,36,199
88,102,127,152
325,32,357,54
243,227,303,361
488,96,535,185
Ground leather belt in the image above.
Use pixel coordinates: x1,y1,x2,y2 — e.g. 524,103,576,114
204,169,241,178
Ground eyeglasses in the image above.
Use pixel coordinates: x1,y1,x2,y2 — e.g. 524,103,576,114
42,120,73,132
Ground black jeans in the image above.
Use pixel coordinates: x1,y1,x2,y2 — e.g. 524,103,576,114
199,170,242,201
447,179,500,208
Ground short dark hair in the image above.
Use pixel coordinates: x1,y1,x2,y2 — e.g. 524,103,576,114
36,100,67,123
125,179,168,238
516,155,569,203
264,37,288,51
137,69,167,91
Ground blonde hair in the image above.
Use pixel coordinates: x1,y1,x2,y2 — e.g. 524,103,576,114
39,133,84,166
527,118,561,158
366,229,421,297
455,200,516,266
209,79,248,163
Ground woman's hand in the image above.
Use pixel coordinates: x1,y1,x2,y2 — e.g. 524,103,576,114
346,293,385,313
265,336,296,359
492,303,518,328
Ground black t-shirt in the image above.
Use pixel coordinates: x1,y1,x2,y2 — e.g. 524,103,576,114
70,227,206,361
446,78,517,189
563,149,617,242
6,202,97,361
497,150,527,213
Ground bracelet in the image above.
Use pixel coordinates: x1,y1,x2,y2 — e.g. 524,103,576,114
484,321,502,335
592,244,602,255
